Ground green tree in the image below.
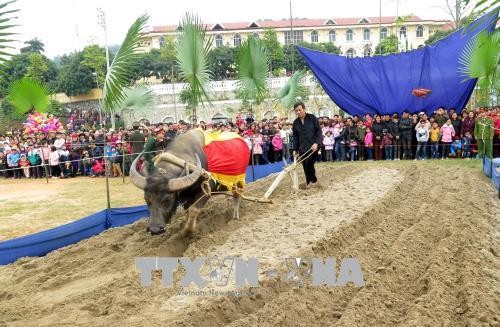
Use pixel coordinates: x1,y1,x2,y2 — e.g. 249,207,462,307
81,45,107,88
0,52,58,96
236,36,269,109
425,30,454,45
6,78,51,117
209,46,236,80
57,52,95,96
20,38,45,54
25,52,48,81
375,35,399,55
102,14,150,129
283,42,340,73
261,28,285,75
459,28,499,106
0,1,18,69
175,12,212,122
276,70,309,109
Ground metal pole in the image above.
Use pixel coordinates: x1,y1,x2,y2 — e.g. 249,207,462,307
379,0,382,55
251,136,255,181
289,0,295,73
105,153,111,210
122,150,125,184
40,148,49,184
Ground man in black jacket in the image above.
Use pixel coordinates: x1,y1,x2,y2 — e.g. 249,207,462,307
292,101,322,188
399,111,413,159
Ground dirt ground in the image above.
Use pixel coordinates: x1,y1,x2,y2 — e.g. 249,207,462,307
0,161,499,327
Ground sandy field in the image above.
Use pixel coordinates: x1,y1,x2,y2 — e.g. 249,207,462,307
0,161,499,326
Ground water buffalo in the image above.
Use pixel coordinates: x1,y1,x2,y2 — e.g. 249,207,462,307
129,129,244,236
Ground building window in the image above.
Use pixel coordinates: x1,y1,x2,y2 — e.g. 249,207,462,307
416,25,424,38
346,48,355,58
346,29,353,41
252,32,259,39
364,47,371,57
363,28,370,41
380,27,388,40
215,34,223,47
159,36,165,47
284,30,304,45
311,30,318,43
233,33,241,46
329,30,336,42
399,26,407,38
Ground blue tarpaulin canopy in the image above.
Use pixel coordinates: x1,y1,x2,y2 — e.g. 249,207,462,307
297,12,498,117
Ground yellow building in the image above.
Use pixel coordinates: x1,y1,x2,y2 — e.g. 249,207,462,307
139,16,452,57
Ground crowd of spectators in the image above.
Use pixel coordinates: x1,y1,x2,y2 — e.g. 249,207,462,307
0,106,499,179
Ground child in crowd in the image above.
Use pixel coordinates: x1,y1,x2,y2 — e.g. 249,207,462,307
416,120,430,160
450,138,462,158
0,152,6,178
19,154,30,178
91,159,105,177
348,138,357,161
49,146,61,178
440,119,456,159
364,127,374,160
82,150,93,176
429,122,441,159
61,162,75,178
462,132,473,159
110,147,122,177
323,131,335,162
271,131,283,162
382,129,393,160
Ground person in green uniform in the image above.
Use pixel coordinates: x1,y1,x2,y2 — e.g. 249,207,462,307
143,129,165,174
474,110,494,158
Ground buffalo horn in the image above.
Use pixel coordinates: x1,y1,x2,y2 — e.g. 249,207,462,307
129,151,147,190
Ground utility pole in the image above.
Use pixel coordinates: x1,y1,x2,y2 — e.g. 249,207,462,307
97,8,110,71
379,0,382,55
289,0,294,73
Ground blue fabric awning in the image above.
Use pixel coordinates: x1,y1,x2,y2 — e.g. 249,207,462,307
297,11,498,116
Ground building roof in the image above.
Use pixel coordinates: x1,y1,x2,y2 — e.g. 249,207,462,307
150,16,446,33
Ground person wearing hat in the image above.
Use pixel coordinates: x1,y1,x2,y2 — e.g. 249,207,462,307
143,129,165,174
129,122,145,163
7,147,21,179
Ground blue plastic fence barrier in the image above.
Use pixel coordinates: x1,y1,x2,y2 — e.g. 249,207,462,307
0,162,287,265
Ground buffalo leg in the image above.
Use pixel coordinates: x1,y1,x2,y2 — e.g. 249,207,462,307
182,195,209,236
232,195,242,219
232,185,243,219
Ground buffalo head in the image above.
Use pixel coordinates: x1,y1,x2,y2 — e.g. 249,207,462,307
130,152,202,235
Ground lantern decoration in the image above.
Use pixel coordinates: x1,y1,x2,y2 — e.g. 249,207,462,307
412,88,432,97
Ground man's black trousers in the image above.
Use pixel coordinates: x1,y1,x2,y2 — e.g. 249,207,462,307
301,151,317,185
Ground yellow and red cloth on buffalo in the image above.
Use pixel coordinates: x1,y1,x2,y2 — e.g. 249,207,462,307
202,130,249,188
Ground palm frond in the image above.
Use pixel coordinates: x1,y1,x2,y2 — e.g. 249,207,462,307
6,77,51,117
176,12,213,108
102,14,149,112
116,85,154,110
0,0,19,71
276,70,309,109
236,36,269,105
458,30,499,87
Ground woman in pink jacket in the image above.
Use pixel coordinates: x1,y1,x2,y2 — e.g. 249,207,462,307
440,119,456,159
364,127,374,160
252,132,264,165
271,132,283,162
